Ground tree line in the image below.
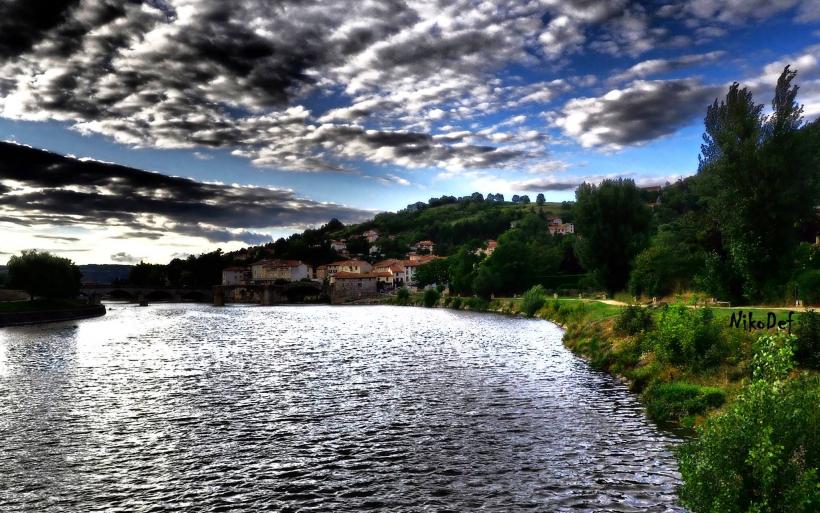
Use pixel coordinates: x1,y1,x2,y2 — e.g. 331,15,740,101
416,67,819,305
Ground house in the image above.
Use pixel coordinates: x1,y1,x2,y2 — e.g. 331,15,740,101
330,239,347,253
315,265,327,280
251,259,310,282
409,239,435,254
547,217,575,235
372,259,407,289
330,272,379,304
475,239,497,257
362,229,380,243
403,255,440,289
326,259,372,282
222,266,251,285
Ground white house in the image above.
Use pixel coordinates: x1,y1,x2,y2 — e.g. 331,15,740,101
362,229,380,243
251,259,310,282
222,267,251,285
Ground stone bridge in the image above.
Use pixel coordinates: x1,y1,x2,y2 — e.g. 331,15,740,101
213,281,325,306
80,284,213,303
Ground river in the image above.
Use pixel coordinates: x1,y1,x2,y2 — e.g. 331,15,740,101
0,304,684,512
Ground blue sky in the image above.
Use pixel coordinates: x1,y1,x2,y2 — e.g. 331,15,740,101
1,1,819,263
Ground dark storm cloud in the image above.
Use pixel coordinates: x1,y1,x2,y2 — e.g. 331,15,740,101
34,235,81,242
0,0,81,59
0,142,372,243
555,79,722,148
518,181,579,192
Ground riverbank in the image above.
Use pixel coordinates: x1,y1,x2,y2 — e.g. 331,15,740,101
393,292,816,433
0,300,106,327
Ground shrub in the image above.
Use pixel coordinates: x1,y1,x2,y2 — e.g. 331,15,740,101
615,304,653,335
796,270,820,305
646,304,726,369
677,334,819,513
644,382,726,425
422,288,440,308
463,296,489,311
396,287,410,304
521,285,547,317
794,309,819,369
449,296,462,310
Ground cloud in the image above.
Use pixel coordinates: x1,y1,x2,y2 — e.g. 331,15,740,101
0,142,372,244
554,79,721,148
609,51,726,83
110,251,143,263
679,0,820,23
34,234,80,242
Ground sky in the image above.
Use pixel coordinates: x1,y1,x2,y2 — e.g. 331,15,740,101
1,0,819,264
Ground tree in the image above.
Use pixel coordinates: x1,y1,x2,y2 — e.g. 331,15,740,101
536,193,546,206
629,225,705,298
520,195,531,204
511,194,521,203
573,178,652,294
7,250,82,300
696,67,820,301
413,258,449,288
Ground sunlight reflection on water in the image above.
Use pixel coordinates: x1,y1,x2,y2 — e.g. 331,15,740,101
0,304,684,512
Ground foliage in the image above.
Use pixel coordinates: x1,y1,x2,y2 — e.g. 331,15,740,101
643,382,726,425
462,296,489,311
796,270,820,305
696,68,820,303
647,304,727,369
677,334,819,513
573,178,652,294
395,287,410,305
413,258,449,288
446,248,480,296
449,296,462,310
629,225,704,297
472,214,563,297
422,288,440,308
521,285,547,317
614,304,653,335
7,250,82,300
794,309,819,369
129,261,169,288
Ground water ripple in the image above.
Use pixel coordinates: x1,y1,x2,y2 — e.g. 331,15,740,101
0,304,684,512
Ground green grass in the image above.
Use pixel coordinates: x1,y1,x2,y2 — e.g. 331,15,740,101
0,298,87,313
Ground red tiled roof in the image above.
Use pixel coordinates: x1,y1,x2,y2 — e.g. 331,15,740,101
261,259,304,268
334,271,379,279
329,259,370,266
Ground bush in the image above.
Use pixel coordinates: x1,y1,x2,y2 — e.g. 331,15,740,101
422,288,440,308
794,309,819,369
796,270,820,305
463,296,489,311
396,287,410,304
677,334,819,513
644,382,726,425
449,296,462,310
647,304,726,369
615,304,653,335
521,285,547,317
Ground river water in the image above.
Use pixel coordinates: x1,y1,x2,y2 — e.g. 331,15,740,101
0,304,684,512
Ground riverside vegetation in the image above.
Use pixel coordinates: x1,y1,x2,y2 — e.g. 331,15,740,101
399,285,819,513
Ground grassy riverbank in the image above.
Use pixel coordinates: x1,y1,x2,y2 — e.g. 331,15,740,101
396,292,816,429
394,291,819,510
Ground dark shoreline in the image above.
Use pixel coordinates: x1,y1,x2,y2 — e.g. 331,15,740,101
0,304,106,327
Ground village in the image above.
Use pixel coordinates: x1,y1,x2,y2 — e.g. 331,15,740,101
219,217,575,304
